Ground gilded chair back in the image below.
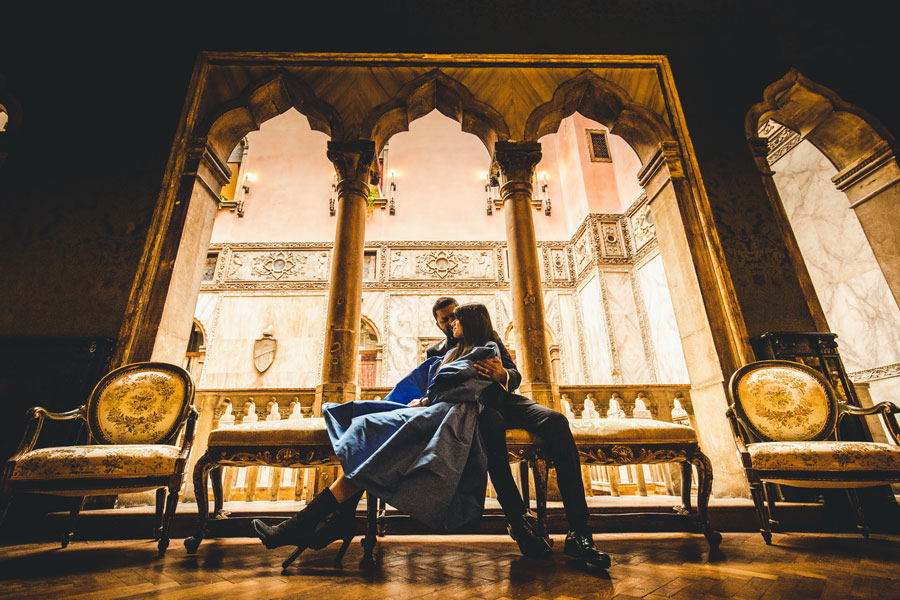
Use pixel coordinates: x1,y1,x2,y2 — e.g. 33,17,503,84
729,360,838,443
86,362,194,445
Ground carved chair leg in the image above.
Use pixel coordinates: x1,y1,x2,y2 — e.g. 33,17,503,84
749,480,772,545
377,497,387,536
530,459,548,538
210,466,228,518
184,453,215,554
362,493,377,566
158,482,181,557
518,460,531,511
846,489,870,538
763,483,780,531
154,488,166,540
691,451,722,551
61,496,85,549
679,461,693,515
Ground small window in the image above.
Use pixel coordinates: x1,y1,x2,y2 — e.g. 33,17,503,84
202,253,218,282
586,129,612,162
363,250,378,281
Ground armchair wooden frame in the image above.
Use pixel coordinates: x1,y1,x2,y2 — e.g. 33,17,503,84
726,360,900,544
0,362,198,556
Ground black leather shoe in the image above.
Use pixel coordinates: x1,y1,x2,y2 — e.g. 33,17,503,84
252,488,339,550
507,516,552,559
563,530,611,568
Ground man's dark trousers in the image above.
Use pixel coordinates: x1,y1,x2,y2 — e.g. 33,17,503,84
479,391,589,531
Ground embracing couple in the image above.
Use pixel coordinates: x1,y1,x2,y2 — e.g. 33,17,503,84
252,297,610,569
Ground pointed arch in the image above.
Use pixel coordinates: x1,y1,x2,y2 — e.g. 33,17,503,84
746,69,895,171
203,70,342,163
524,70,672,166
362,68,510,155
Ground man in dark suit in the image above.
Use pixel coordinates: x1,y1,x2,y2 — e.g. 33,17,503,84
426,297,610,567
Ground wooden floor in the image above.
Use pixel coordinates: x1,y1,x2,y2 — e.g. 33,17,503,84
1,532,899,600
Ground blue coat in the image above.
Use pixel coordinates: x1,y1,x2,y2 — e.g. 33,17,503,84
323,342,499,530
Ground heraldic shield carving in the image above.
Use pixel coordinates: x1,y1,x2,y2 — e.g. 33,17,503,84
254,326,277,373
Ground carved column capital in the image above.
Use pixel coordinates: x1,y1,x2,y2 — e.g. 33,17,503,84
638,141,684,189
494,141,542,184
327,140,377,184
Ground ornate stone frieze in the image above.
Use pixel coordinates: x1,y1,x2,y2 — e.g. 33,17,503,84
229,250,330,282
389,248,495,281
630,202,656,250
849,362,900,383
758,120,802,166
598,219,626,258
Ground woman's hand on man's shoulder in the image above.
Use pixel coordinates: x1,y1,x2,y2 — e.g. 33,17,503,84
407,397,430,408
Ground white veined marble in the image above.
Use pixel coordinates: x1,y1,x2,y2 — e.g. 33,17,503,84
773,140,900,373
636,254,689,383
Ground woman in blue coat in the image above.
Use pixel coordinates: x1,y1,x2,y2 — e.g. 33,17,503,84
252,303,499,562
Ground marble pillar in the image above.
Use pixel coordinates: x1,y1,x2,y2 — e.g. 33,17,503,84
833,142,900,311
639,142,748,497
151,144,230,364
495,141,557,409
314,140,375,414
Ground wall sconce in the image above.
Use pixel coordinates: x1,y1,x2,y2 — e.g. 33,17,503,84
329,182,336,216
389,181,396,215
532,172,551,215
242,173,256,195
485,173,500,215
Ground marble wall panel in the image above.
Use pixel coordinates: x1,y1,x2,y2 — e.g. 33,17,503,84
194,293,218,335
577,274,613,384
557,293,586,383
604,270,651,383
360,291,385,338
774,140,900,372
636,254,690,383
200,294,327,389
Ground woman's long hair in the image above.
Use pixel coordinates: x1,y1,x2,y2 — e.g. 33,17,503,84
445,303,494,362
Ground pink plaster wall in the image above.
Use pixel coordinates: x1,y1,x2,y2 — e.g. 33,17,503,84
210,109,644,244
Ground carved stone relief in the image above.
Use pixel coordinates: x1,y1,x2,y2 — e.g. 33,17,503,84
630,203,656,250
598,220,626,258
390,248,496,281
550,247,568,281
227,250,330,282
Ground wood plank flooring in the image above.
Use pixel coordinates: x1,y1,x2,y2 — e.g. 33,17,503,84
1,532,899,599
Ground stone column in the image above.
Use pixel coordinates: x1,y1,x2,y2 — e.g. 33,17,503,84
833,142,900,310
495,141,557,409
314,140,375,414
150,143,230,364
639,141,748,498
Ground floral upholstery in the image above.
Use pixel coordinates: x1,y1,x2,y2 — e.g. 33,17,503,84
94,369,188,444
568,418,698,444
10,444,180,482
748,441,900,472
735,365,831,441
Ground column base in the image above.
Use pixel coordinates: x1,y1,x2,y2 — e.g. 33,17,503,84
314,383,358,416
517,382,559,410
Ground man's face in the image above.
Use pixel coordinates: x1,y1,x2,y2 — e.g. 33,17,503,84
434,303,459,339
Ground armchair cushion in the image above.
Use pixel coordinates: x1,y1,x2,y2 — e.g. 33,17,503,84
748,440,900,472
568,418,698,444
11,444,180,482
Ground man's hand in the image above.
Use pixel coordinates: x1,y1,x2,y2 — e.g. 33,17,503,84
474,356,507,385
408,397,429,408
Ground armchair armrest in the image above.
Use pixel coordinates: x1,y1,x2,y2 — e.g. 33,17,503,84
9,405,87,461
840,401,900,444
725,406,752,467
178,406,200,462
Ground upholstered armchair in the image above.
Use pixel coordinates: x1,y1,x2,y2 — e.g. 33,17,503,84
727,360,900,543
0,362,197,555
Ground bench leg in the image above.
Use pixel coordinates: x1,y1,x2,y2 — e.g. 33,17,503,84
530,459,548,538
690,450,722,551
362,492,377,566
677,461,693,516
518,460,530,511
184,453,216,554
211,466,229,518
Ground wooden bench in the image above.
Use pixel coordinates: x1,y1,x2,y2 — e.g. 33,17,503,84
184,416,720,564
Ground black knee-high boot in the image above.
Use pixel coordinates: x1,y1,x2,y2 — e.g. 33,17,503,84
310,489,364,553
252,488,340,550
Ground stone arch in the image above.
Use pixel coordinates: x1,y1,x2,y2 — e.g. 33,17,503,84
362,68,511,155
359,314,381,346
746,69,895,171
203,70,342,164
524,70,672,166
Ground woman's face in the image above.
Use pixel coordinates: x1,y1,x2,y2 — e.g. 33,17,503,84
451,314,463,338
